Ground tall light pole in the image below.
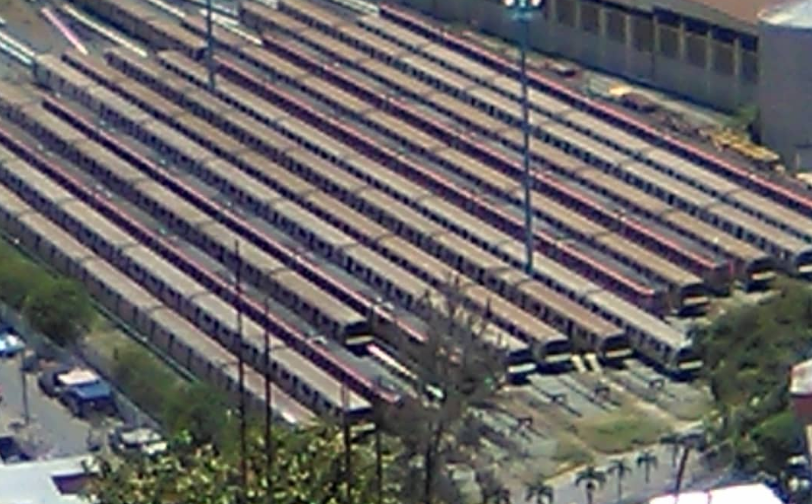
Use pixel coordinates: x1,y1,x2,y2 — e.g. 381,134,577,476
206,0,215,90
503,0,543,274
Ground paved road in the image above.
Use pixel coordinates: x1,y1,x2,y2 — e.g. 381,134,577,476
0,356,98,459
510,441,721,504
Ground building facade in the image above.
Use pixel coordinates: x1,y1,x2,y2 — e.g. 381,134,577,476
397,0,769,111
758,0,812,169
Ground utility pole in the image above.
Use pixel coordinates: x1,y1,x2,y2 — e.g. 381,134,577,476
375,418,383,504
19,353,29,426
235,240,247,501
503,0,544,274
342,382,352,504
206,0,215,90
263,294,273,504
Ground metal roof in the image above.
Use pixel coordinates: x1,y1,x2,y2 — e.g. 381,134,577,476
792,358,812,395
609,0,787,30
760,0,812,27
649,484,783,504
0,455,96,504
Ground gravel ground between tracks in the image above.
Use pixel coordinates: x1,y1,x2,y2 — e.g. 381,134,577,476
0,0,67,54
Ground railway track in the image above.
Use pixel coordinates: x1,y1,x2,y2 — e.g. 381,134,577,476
376,3,812,221
0,0,807,425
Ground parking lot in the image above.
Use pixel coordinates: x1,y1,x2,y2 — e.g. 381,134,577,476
0,355,111,459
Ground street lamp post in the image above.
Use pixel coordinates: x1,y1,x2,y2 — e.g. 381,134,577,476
503,0,543,274
206,0,215,90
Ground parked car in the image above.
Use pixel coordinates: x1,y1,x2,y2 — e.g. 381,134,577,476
37,364,77,397
37,364,72,397
61,380,115,418
38,366,115,417
0,330,25,358
109,427,167,457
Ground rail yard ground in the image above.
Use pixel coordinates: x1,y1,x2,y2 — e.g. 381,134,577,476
0,0,809,501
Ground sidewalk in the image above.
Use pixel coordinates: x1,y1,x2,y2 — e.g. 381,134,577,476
508,441,724,504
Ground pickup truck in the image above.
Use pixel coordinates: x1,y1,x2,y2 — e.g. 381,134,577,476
38,366,115,417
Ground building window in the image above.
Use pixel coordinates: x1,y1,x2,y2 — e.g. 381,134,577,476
632,16,653,53
557,0,576,27
581,2,600,34
712,41,734,75
741,50,758,83
606,9,625,43
686,32,707,67
658,24,679,59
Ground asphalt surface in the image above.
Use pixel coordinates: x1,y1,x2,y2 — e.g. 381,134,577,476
0,355,98,459
512,441,720,504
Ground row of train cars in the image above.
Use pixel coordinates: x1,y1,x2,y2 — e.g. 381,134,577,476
1,0,812,424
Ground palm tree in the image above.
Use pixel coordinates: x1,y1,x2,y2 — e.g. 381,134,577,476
674,433,705,498
636,450,658,484
525,476,554,504
607,458,632,503
495,486,511,504
575,465,606,504
660,433,681,467
477,468,502,504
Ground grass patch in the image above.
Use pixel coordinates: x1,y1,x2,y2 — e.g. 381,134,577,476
551,436,594,474
669,397,713,422
577,412,671,454
84,328,192,424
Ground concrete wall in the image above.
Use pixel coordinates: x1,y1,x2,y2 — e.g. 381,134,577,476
388,0,758,112
758,18,812,168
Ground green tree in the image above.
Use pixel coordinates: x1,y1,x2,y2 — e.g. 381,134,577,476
86,424,402,504
162,382,232,447
0,257,46,310
606,458,632,503
525,475,554,504
389,277,505,504
575,465,606,504
476,468,507,504
635,450,658,484
695,279,812,478
751,411,802,474
23,278,94,346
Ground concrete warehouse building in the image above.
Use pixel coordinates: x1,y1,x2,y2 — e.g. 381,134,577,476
758,0,812,170
400,0,811,164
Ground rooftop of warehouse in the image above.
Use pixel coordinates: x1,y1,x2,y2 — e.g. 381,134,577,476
760,0,812,27
0,454,96,504
608,0,792,31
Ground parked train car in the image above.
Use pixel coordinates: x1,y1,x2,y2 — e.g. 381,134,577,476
0,160,350,425
137,50,628,366
252,23,723,316
95,48,612,370
53,51,542,383
209,55,699,319
71,0,206,58
0,98,397,409
58,45,692,374
305,7,812,288
262,8,770,300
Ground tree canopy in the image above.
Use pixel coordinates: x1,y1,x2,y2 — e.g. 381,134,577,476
696,279,810,476
86,424,403,504
23,278,94,347
0,240,94,346
386,277,506,504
